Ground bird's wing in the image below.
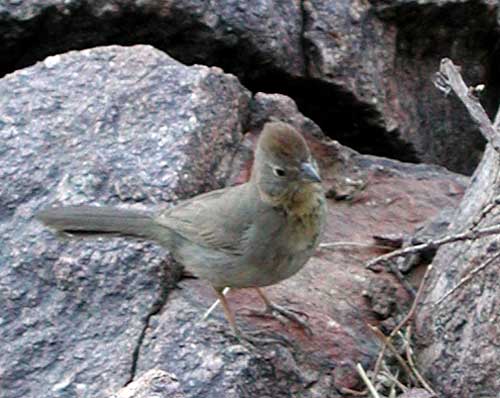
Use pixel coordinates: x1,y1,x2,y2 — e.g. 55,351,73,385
154,184,256,256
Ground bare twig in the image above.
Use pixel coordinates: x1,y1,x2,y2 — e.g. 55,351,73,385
370,263,434,384
388,261,417,297
357,363,382,398
434,58,500,152
320,241,393,250
339,387,367,396
433,252,500,308
403,326,437,396
391,263,433,338
366,224,500,270
368,325,417,386
371,340,388,386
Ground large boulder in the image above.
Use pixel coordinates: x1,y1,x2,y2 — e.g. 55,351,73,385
0,0,304,81
0,44,250,398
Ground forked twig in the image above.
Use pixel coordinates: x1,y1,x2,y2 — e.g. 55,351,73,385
370,263,433,384
366,224,500,270
368,325,417,386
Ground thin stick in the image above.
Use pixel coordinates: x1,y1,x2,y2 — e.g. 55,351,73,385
339,387,367,396
371,341,388,386
368,325,417,385
370,263,433,383
365,224,500,270
320,241,393,250
403,326,437,396
433,252,500,308
356,363,381,398
201,287,230,321
390,263,433,338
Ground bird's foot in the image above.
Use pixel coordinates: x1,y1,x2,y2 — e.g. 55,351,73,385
240,302,313,336
227,327,292,347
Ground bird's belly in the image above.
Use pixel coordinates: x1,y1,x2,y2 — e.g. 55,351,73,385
213,247,314,289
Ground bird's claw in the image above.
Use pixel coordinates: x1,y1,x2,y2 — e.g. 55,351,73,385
240,303,313,336
227,327,292,347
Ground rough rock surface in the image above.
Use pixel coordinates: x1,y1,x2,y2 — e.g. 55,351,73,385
1,0,499,172
0,0,304,81
0,44,249,398
396,388,433,398
110,369,185,398
0,45,469,398
372,0,499,173
415,138,500,398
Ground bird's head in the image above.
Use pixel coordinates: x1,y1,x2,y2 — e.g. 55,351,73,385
252,122,322,205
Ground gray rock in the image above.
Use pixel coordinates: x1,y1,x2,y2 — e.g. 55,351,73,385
0,0,304,81
397,388,433,398
0,44,249,398
370,0,497,174
110,369,185,398
1,0,498,173
302,0,499,174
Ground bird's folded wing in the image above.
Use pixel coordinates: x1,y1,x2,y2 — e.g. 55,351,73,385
154,185,255,256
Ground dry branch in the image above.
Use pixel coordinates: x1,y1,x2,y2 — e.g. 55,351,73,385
365,223,500,270
434,58,500,151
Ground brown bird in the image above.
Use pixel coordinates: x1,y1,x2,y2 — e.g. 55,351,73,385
37,121,326,340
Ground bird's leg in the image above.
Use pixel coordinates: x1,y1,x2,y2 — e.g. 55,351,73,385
213,287,239,334
212,287,291,346
250,288,313,336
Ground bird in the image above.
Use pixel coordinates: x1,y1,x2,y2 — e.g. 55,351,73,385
36,121,327,340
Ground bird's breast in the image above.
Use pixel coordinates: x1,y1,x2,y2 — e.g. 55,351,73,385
285,187,326,252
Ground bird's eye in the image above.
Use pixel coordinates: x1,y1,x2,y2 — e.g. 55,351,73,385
273,167,286,177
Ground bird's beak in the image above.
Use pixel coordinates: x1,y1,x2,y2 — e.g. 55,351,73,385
300,162,321,183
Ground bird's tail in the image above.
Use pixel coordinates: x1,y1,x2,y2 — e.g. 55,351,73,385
36,205,157,240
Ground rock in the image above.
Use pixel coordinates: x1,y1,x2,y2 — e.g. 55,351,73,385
415,144,500,395
362,279,398,320
0,45,469,398
300,0,410,161
110,369,185,398
301,0,499,174
396,206,457,273
370,0,498,174
397,388,433,398
0,0,304,81
0,44,249,398
1,1,499,173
